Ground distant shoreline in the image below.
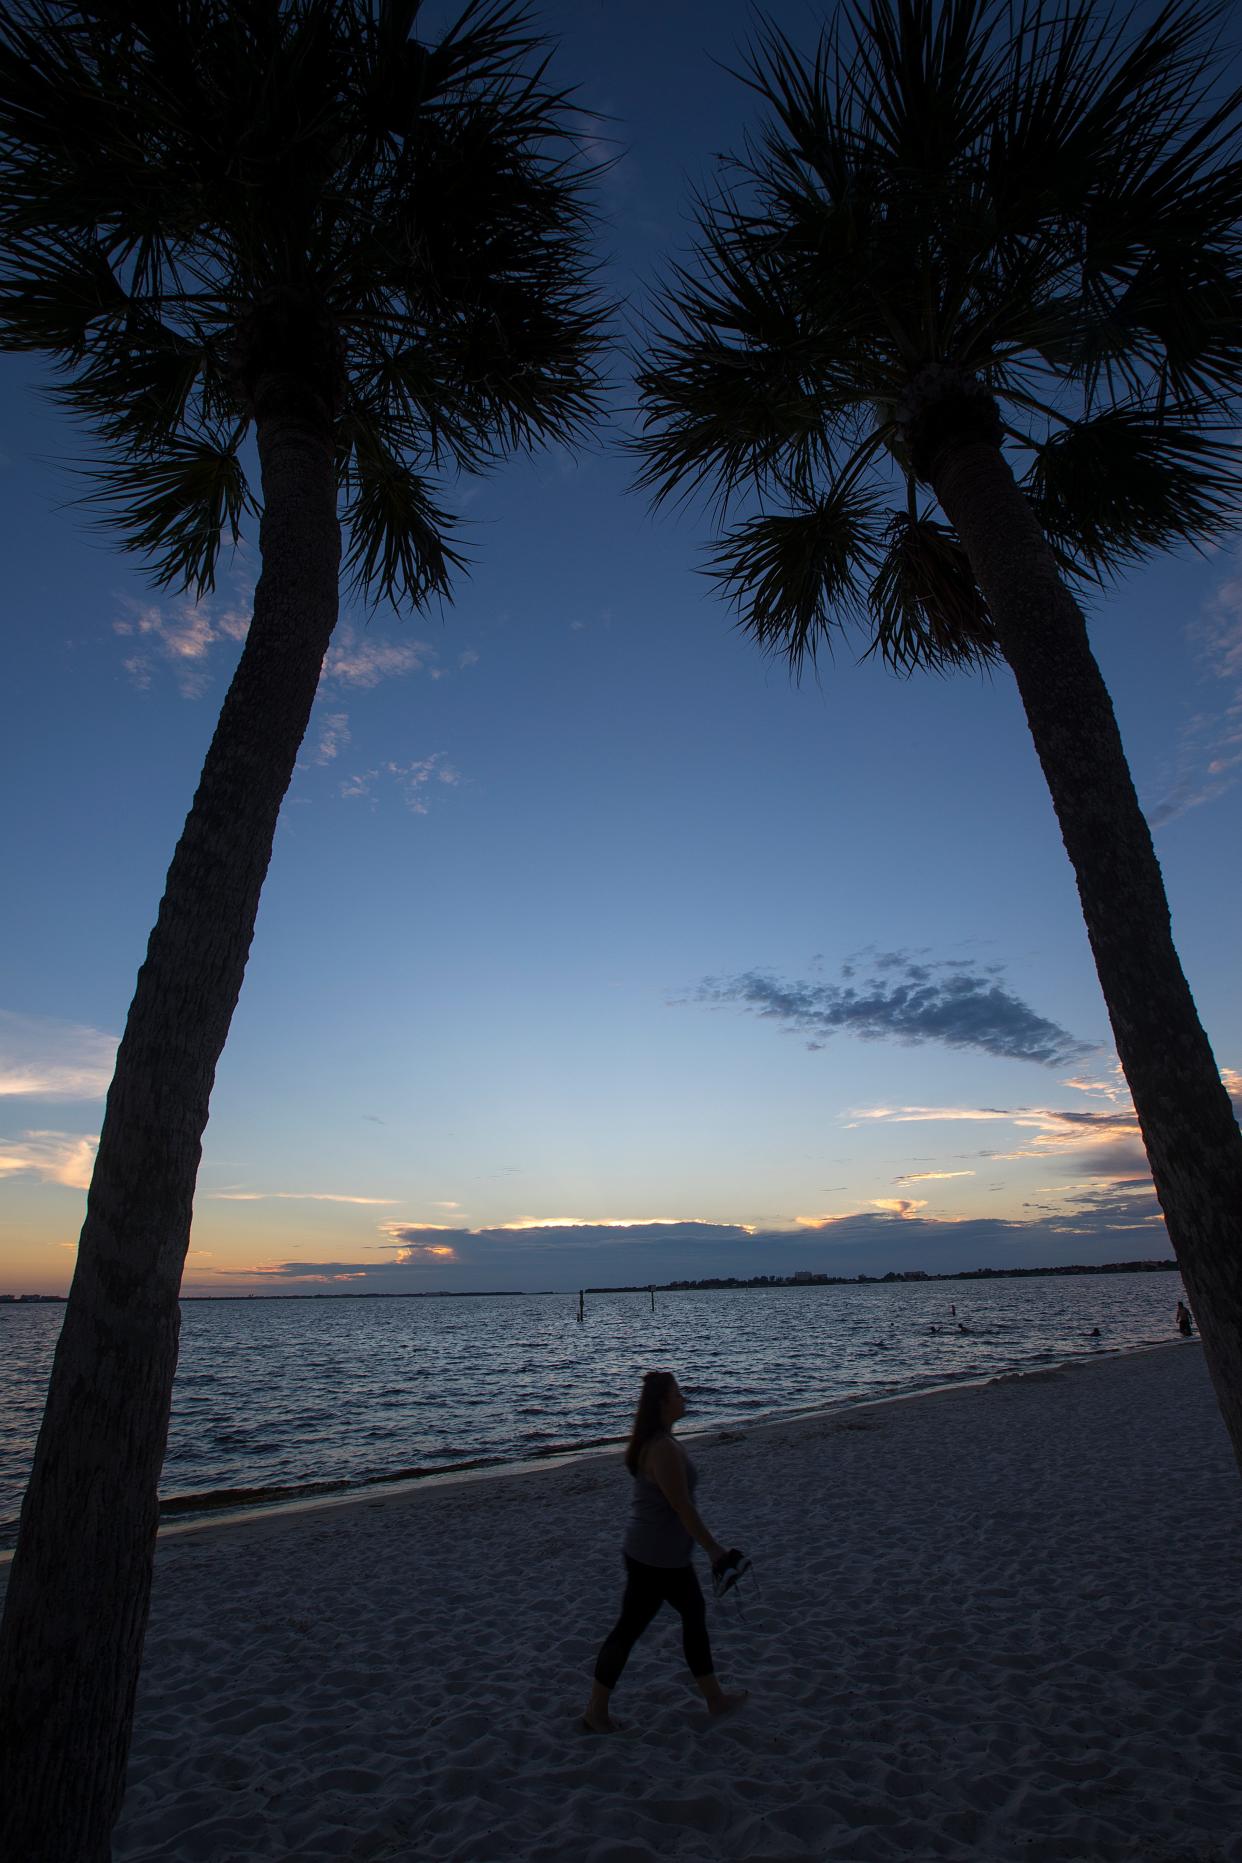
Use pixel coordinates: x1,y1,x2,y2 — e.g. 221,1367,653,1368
0,1257,1183,1302
593,1257,1182,1293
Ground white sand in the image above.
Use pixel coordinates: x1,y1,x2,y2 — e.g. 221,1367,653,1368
91,1343,1242,1860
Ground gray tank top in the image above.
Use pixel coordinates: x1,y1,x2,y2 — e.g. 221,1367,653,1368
623,1438,698,1568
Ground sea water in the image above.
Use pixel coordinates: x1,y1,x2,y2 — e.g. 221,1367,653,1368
0,1270,1192,1546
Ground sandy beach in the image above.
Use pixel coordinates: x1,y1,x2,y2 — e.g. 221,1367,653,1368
31,1342,1240,1861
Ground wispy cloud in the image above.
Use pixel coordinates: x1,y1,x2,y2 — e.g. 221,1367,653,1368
246,1264,370,1283
893,1169,976,1185
1061,1069,1128,1102
339,753,461,814
689,951,1093,1068
1147,559,1242,827
570,109,634,202
0,1011,116,1100
207,1190,399,1205
114,592,250,698
851,1098,1142,1158
498,1215,728,1232
313,711,351,764
850,1091,1162,1190
0,1129,97,1190
323,624,433,689
847,1104,1017,1125
568,605,613,634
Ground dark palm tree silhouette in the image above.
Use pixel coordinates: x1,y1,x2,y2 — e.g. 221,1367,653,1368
636,0,1242,1463
0,1,604,1853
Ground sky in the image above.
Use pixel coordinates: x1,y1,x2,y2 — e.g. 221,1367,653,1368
2,0,1240,1298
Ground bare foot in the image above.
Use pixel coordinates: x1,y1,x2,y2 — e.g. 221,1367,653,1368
581,1709,621,1734
707,1689,748,1717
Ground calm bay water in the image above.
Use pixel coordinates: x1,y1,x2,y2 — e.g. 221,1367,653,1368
0,1271,1192,1546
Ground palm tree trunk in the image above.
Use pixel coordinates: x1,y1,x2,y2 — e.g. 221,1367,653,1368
930,436,1242,1473
0,376,340,1862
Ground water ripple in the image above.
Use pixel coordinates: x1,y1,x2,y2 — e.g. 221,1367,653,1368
0,1272,1190,1544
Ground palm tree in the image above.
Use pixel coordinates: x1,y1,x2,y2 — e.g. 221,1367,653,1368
636,0,1242,1465
0,1,603,1853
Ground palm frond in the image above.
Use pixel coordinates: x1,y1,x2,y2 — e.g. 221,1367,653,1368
633,189,891,510
867,510,998,673
0,236,128,354
342,91,607,457
347,334,485,471
332,0,609,441
53,318,218,454
830,0,1000,179
1024,409,1242,576
636,0,1242,674
0,1,211,238
419,259,602,456
1100,239,1242,415
635,313,830,509
981,0,1242,412
340,426,468,609
986,0,1220,232
365,0,552,145
77,431,256,593
0,0,607,600
708,482,882,673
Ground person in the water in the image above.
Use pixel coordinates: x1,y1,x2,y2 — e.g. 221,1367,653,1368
582,1370,748,1733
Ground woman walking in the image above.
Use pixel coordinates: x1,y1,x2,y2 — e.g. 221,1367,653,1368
583,1370,747,1733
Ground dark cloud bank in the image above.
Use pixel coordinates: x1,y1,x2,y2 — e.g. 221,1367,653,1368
691,952,1093,1069
235,1191,1169,1294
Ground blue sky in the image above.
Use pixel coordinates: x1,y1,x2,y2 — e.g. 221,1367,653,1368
2,0,1240,1295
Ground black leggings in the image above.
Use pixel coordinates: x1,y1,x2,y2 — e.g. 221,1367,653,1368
593,1554,713,1689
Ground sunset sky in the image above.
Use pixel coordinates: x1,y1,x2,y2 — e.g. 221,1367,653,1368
3,0,1240,1297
